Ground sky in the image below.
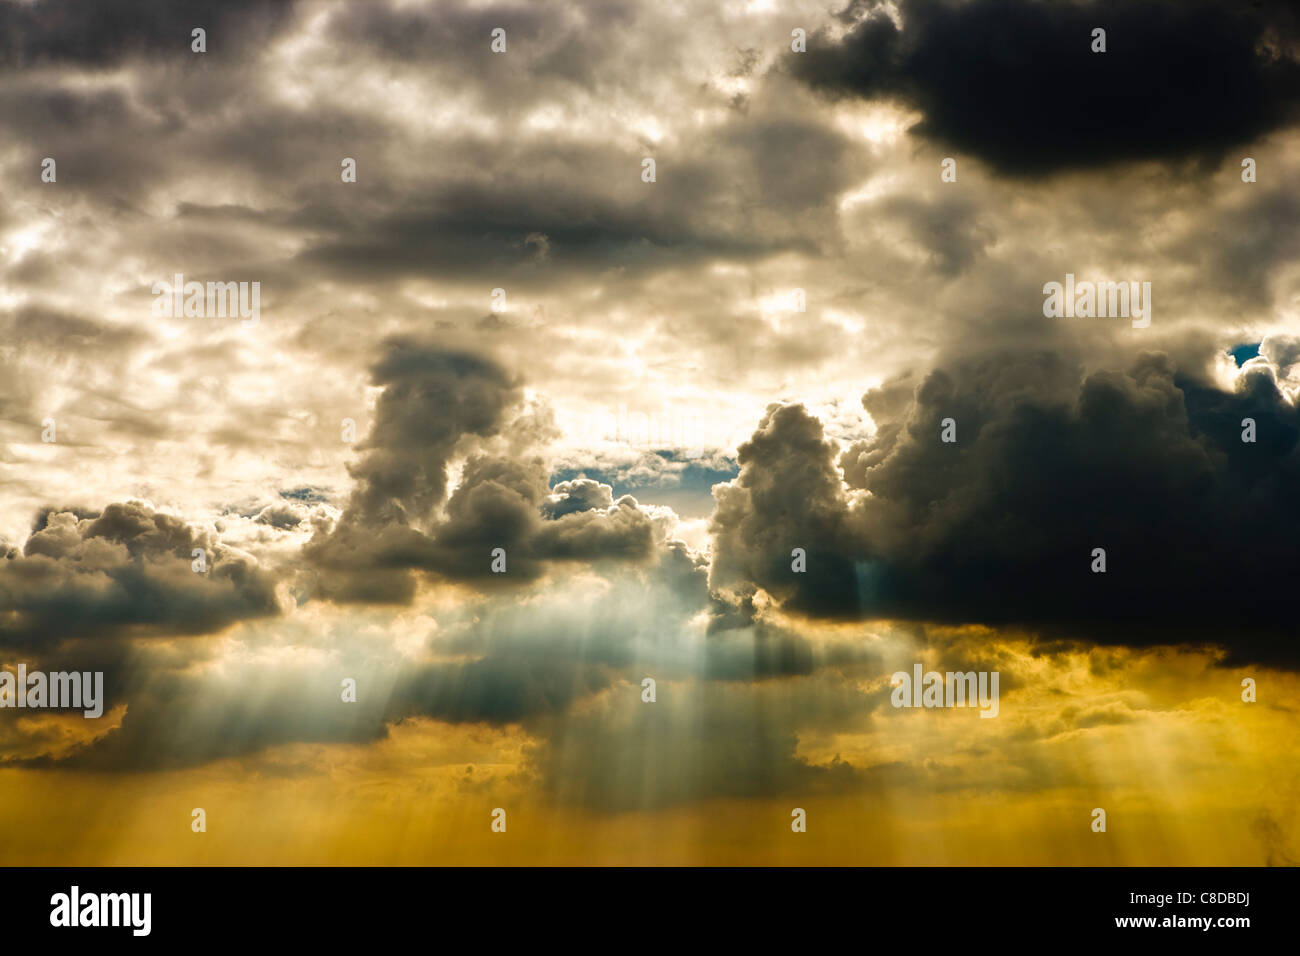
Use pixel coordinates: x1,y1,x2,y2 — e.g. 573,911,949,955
1,0,1299,865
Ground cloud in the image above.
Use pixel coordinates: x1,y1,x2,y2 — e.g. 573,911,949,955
708,402,860,617
713,344,1300,667
15,543,718,771
540,477,613,518
0,0,298,69
306,338,664,602
254,502,306,530
791,0,1300,176
0,501,281,649
345,342,524,526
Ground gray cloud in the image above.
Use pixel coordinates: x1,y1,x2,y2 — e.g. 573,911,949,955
0,501,281,649
306,338,663,601
0,0,297,69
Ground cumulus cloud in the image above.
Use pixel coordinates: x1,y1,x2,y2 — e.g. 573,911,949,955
305,338,665,602
712,343,1300,667
708,402,860,617
0,501,280,649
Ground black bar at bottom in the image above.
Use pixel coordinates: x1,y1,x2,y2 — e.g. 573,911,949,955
3,866,1290,942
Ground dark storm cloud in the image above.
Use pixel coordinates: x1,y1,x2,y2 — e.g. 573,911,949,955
712,344,1300,667
792,0,1300,176
0,0,298,68
844,348,1300,669
306,339,660,602
0,501,281,648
